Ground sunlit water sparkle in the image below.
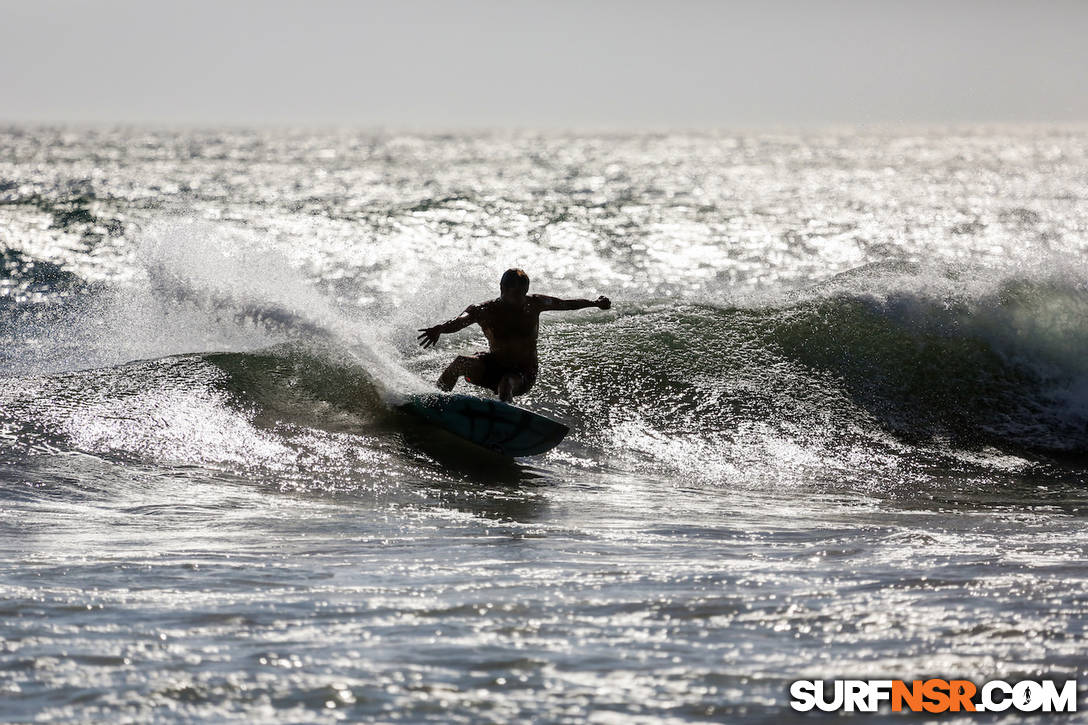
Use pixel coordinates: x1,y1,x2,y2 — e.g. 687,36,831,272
1,126,1088,722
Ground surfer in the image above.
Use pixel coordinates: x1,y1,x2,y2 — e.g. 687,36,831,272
417,268,611,402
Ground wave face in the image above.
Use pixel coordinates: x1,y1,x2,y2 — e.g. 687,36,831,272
3,127,1088,723
3,264,1085,484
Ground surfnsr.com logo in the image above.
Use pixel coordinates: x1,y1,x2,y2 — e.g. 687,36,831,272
789,679,1078,713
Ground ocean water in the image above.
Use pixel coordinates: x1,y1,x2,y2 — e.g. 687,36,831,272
1,125,1087,722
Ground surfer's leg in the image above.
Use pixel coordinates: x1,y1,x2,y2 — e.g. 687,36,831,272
437,355,485,392
497,373,525,403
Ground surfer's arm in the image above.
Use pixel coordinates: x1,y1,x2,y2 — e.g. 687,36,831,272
417,306,480,348
533,295,611,311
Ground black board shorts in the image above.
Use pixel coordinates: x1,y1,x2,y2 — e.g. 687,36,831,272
465,352,538,396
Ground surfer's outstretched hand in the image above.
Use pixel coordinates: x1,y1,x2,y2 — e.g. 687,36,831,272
596,296,611,310
417,327,441,348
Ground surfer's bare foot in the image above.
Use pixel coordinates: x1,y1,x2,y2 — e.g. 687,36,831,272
436,365,457,391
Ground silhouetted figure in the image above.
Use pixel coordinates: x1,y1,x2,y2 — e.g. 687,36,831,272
418,268,610,402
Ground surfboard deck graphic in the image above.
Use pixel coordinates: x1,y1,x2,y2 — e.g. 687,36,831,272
399,393,569,457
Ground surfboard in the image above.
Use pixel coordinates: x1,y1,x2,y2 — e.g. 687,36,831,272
398,393,569,457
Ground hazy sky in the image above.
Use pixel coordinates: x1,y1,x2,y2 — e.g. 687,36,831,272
2,0,1086,128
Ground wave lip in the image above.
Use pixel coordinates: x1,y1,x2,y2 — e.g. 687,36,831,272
762,263,1088,455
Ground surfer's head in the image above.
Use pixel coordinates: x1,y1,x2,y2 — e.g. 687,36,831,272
500,268,530,302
